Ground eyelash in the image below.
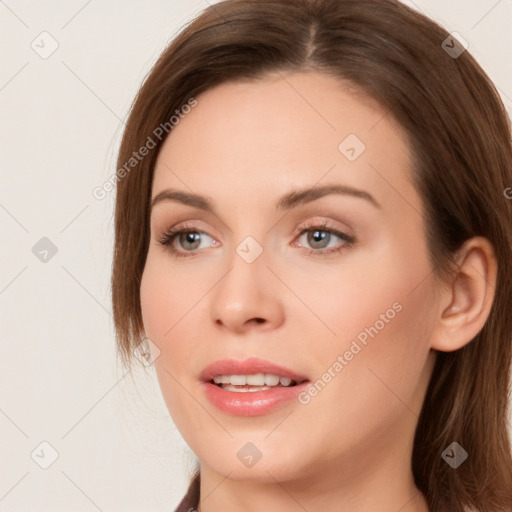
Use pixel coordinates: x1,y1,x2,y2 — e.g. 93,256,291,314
157,220,356,258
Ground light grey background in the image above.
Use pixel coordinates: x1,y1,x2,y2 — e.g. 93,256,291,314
0,1,511,510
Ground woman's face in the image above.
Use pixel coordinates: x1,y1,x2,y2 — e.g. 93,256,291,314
140,71,439,485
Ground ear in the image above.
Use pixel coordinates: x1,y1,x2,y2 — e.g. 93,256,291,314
430,236,497,352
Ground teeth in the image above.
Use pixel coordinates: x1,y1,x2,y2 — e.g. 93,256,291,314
264,374,279,386
221,385,272,392
247,373,265,386
212,373,295,387
230,375,248,385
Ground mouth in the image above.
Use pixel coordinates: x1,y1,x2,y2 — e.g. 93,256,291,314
200,357,309,387
209,373,308,392
199,357,311,415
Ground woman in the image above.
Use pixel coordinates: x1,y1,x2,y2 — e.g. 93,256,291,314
111,0,512,510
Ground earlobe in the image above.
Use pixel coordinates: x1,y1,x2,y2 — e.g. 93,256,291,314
431,237,497,352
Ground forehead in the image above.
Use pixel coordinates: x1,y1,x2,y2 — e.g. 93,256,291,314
151,71,419,216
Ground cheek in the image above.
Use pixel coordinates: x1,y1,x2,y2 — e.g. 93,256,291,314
310,251,435,429
140,259,202,430
139,253,210,379
292,284,435,457
274,235,421,357
140,252,202,340
292,228,434,378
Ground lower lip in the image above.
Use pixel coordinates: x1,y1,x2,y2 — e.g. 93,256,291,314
202,381,310,416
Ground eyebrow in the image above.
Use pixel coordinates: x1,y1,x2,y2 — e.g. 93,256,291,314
150,183,381,213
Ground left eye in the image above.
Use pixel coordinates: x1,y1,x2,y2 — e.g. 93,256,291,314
161,231,216,252
295,227,354,253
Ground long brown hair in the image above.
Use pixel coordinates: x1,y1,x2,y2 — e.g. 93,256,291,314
111,0,512,510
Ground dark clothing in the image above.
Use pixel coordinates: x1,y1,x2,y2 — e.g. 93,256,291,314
174,473,200,512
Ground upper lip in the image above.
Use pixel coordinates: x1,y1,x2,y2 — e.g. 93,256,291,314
200,357,310,383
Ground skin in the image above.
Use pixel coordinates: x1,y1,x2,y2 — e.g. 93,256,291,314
139,71,497,512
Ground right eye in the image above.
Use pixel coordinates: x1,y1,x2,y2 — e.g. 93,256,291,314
158,227,217,257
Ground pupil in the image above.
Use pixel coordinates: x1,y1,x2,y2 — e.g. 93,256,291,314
310,230,328,248
183,232,200,249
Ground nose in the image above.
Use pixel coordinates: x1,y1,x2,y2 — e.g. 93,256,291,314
209,244,285,334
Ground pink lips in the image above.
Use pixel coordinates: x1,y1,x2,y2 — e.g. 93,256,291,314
200,357,310,417
199,357,309,384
